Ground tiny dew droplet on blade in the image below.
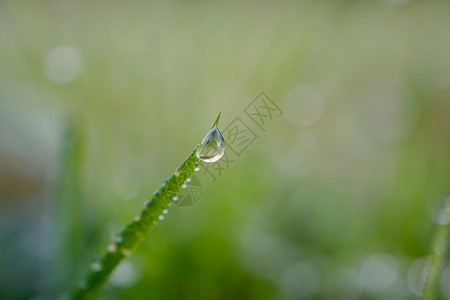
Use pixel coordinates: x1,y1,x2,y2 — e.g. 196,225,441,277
197,112,225,163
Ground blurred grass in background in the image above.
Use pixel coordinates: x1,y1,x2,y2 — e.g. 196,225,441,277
1,0,450,299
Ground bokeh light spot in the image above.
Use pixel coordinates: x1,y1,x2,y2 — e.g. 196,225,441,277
44,46,84,84
359,253,398,292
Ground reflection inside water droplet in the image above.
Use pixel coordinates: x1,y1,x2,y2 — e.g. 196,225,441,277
197,126,225,163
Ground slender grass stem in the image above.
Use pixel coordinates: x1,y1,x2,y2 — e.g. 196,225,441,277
67,113,225,299
422,206,450,300
70,147,200,299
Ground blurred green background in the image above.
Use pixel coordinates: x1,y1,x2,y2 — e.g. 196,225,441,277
1,0,450,299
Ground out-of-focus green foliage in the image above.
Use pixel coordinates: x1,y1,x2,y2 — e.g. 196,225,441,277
0,1,449,299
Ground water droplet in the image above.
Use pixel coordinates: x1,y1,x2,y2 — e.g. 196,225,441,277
133,215,141,222
174,170,181,177
182,183,187,188
173,195,180,201
186,178,192,183
197,113,225,163
144,199,152,207
91,262,102,272
108,243,117,252
158,215,165,221
194,166,200,172
163,209,169,215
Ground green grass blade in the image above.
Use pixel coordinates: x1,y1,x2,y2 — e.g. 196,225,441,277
421,211,450,300
70,147,200,299
211,111,221,128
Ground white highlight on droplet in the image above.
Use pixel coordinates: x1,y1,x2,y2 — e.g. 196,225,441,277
44,46,84,84
172,195,179,201
174,170,180,176
185,178,192,183
133,215,141,222
162,209,169,215
182,183,187,189
194,166,200,172
158,215,165,221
